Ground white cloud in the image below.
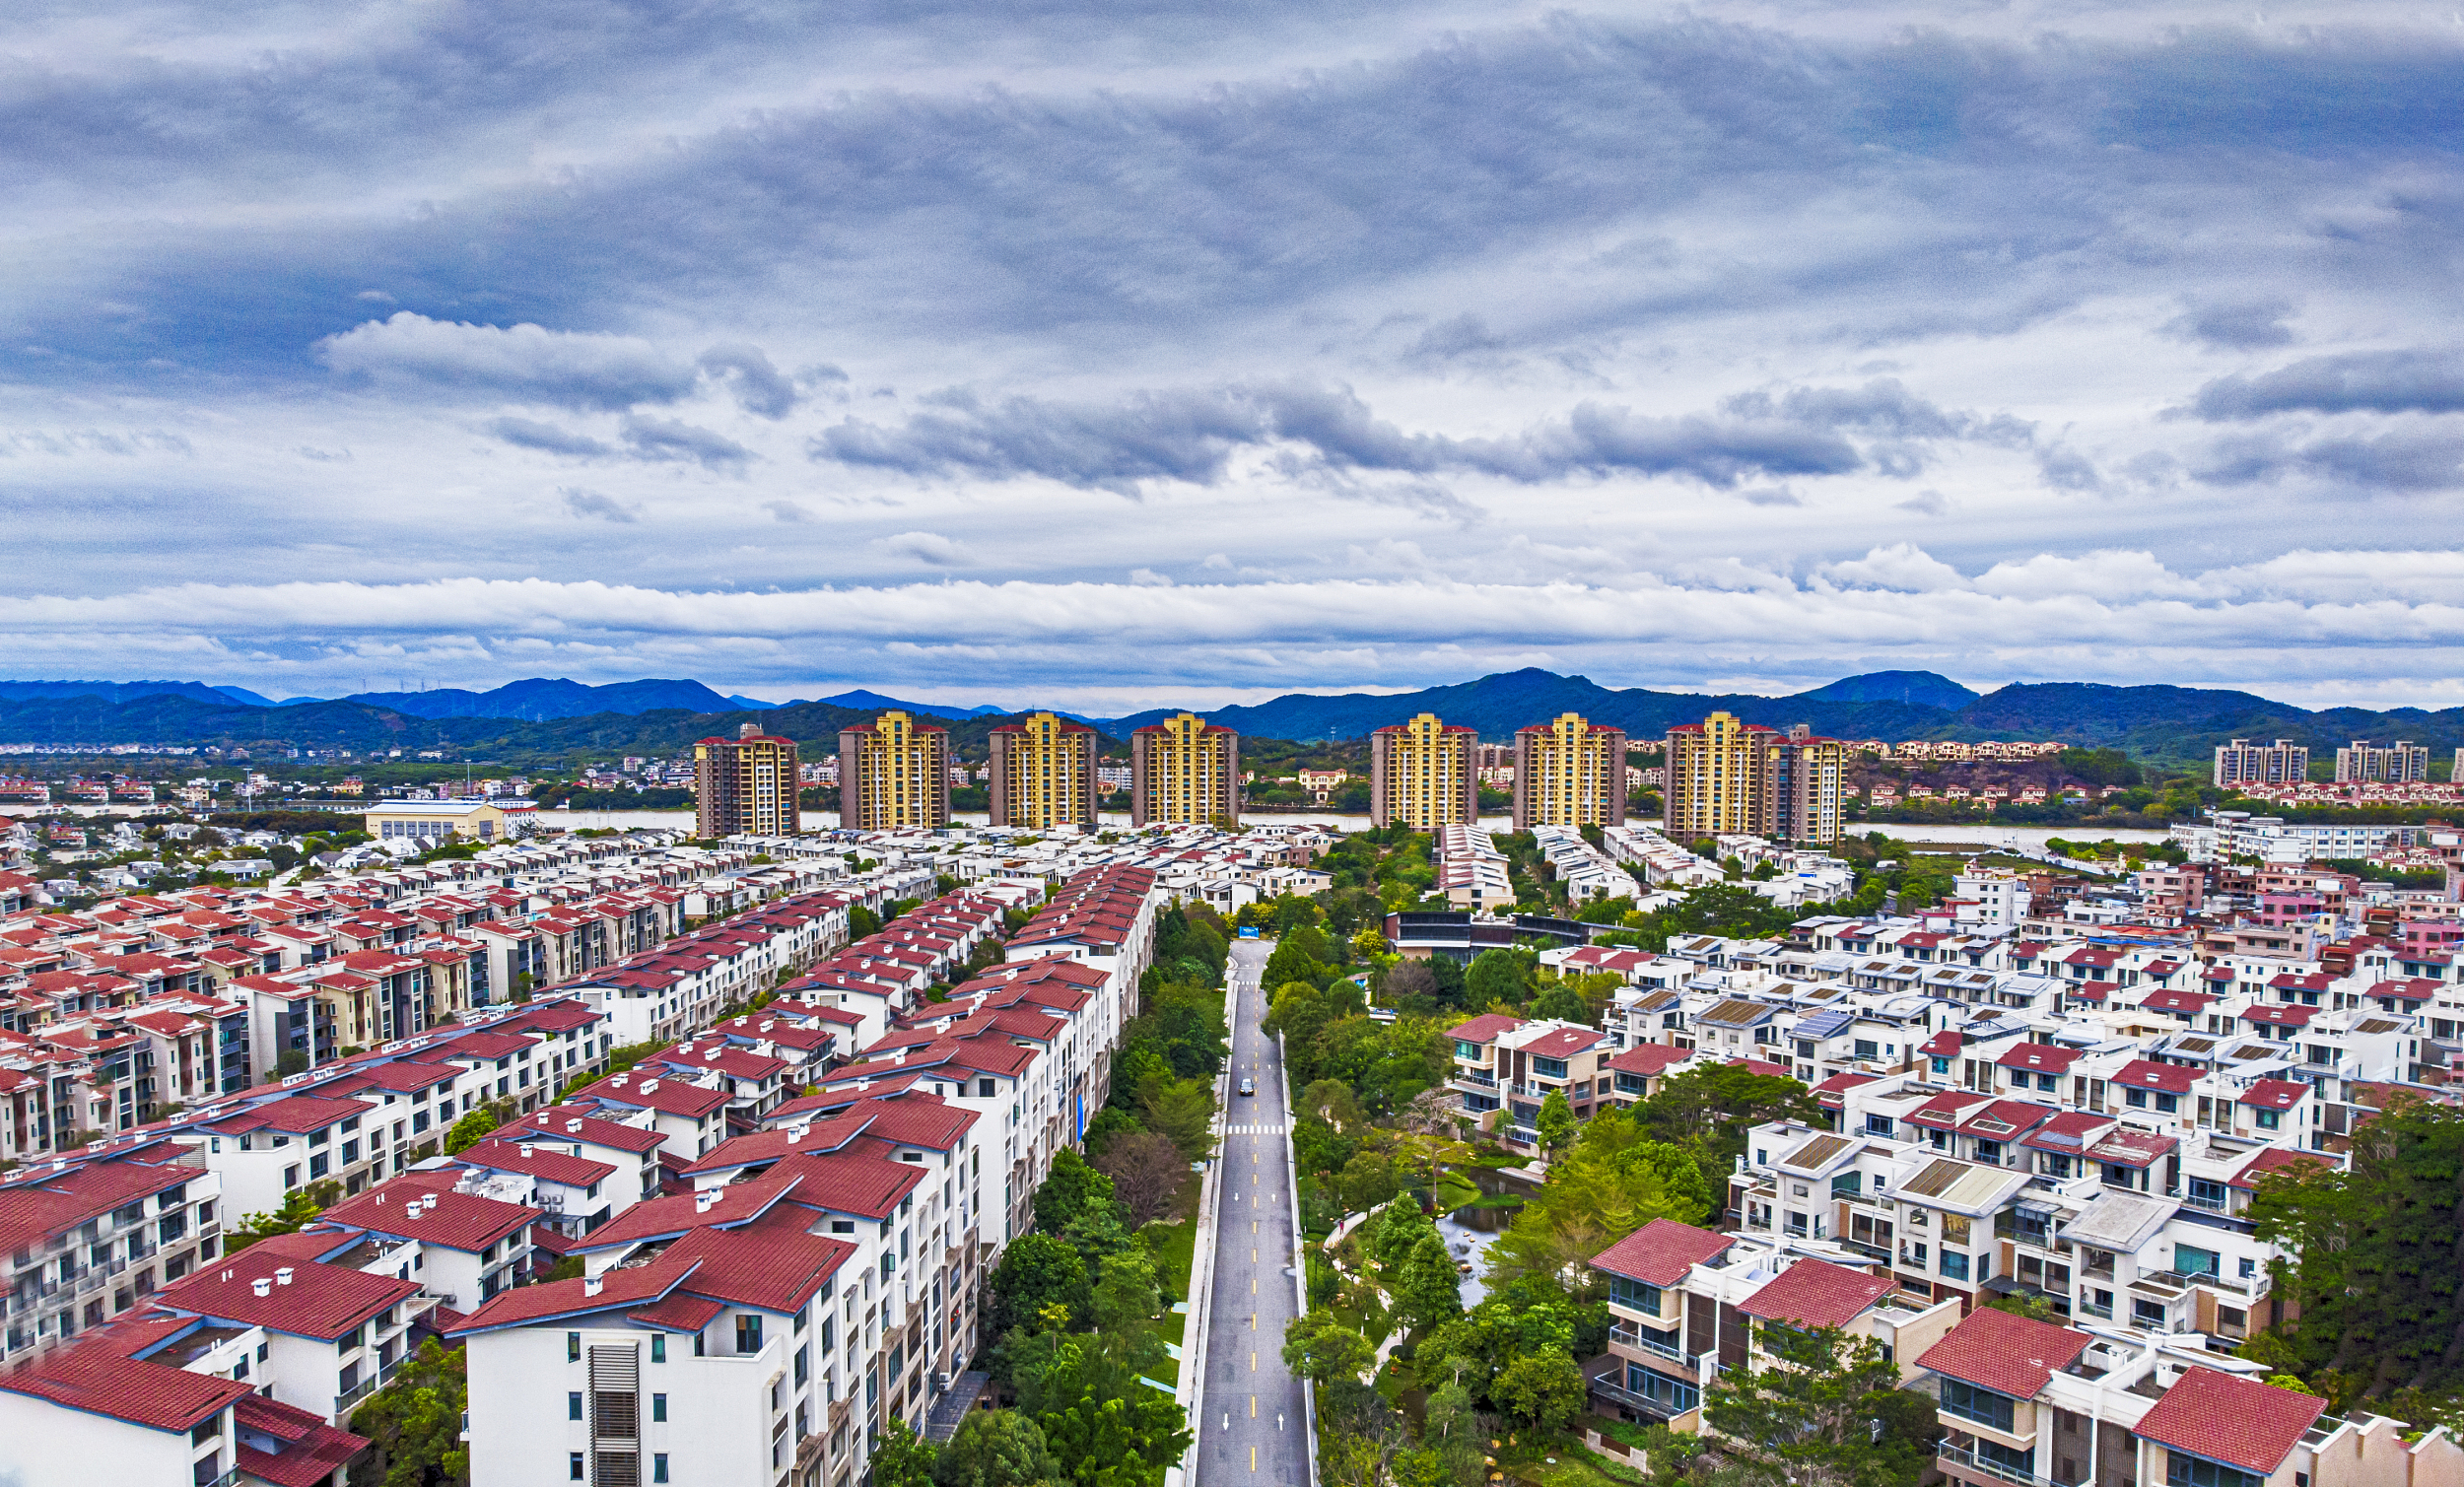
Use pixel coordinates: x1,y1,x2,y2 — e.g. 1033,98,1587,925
1816,544,1970,593
871,531,969,566
319,313,700,410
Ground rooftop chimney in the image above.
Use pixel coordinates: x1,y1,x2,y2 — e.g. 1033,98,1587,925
251,1278,273,1298
641,1079,659,1094
695,1190,718,1212
583,1277,604,1297
520,1143,536,1158
275,1267,295,1286
565,1119,582,1133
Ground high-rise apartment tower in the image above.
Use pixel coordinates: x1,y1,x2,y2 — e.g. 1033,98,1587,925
693,721,800,839
1369,712,1479,830
1129,713,1240,827
838,710,951,830
1512,712,1627,830
989,711,1099,829
1663,710,1844,846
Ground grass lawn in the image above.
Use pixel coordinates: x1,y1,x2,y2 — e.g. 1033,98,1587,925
1524,1450,1648,1487
1144,1217,1198,1309
1431,1170,1481,1213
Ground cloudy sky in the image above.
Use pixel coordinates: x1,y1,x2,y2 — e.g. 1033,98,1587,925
6,0,2464,712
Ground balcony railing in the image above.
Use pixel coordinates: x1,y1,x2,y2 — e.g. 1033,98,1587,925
1453,1071,1499,1089
1608,1322,1699,1371
1586,1376,1690,1419
335,1374,380,1416
1940,1445,2051,1487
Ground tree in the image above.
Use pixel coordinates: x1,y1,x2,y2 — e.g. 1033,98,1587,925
1529,980,1587,1022
871,1419,941,1487
1136,1076,1217,1162
1535,1090,1576,1157
1634,1063,1824,1176
1703,1323,1937,1487
229,1179,343,1252
1370,1194,1436,1270
1464,948,1530,1007
1338,1152,1403,1215
988,1233,1093,1337
1091,1249,1166,1337
347,1337,469,1487
1034,1148,1119,1236
935,1410,1060,1487
443,1108,498,1156
1298,1078,1366,1130
1395,1229,1466,1332
1032,1336,1193,1487
1084,1107,1142,1160
2248,1097,2464,1404
1490,1350,1584,1431
1284,1309,1377,1383
1350,926,1389,960
1381,959,1438,1010
1093,1131,1188,1226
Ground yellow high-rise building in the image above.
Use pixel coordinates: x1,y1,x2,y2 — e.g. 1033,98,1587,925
1662,711,1843,845
1129,712,1240,827
988,711,1098,829
694,722,800,839
1369,712,1478,830
837,710,951,830
1511,712,1627,830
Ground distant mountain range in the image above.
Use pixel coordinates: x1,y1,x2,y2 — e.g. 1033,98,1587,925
0,668,2457,768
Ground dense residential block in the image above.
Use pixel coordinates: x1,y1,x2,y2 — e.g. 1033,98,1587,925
1663,712,1845,845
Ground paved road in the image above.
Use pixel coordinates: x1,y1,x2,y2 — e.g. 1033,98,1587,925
1198,939,1311,1487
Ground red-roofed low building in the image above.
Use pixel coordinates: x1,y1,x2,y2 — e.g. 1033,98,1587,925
0,1325,275,1487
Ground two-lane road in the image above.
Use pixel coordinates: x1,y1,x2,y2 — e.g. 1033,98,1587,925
1197,938,1310,1487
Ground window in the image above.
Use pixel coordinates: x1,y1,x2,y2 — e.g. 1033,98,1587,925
736,1314,764,1353
2256,1110,2282,1130
652,1393,667,1422
2167,1454,2265,1487
651,1334,666,1363
569,1392,583,1421
570,1453,585,1481
1864,1115,1894,1137
1854,1038,1880,1060
568,1331,582,1362
1940,1378,2016,1432
1974,1441,2036,1479
2126,1088,2149,1108
654,1456,669,1484
1607,1276,1662,1317
2173,1244,2220,1278
2156,1093,2179,1115
2133,1298,2167,1328
191,1411,223,1445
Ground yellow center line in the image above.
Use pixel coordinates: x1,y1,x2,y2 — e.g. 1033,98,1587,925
1251,1446,1258,1472
1250,1350,1258,1371
1251,1396,1258,1418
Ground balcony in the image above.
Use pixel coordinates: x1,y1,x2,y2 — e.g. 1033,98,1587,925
1453,1071,1499,1090
1940,1445,2052,1487
335,1374,381,1416
1608,1322,1699,1372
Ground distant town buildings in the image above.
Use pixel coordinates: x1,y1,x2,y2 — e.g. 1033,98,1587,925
693,721,799,839
2335,738,2429,784
2215,737,2310,788
1129,712,1240,826
1663,712,1845,846
1369,711,1478,830
838,710,951,830
988,710,1098,829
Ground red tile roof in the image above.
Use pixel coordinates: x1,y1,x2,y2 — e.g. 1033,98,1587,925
233,1393,371,1487
1915,1306,2091,1400
456,1138,617,1188
1741,1258,1894,1328
1447,1013,1524,1045
1996,1043,2079,1073
659,1220,856,1314
2236,1079,2309,1111
2134,1366,2325,1475
156,1244,423,1341
1589,1218,1734,1286
318,1176,538,1253
0,1343,249,1432
1608,1044,1693,1077
2114,1058,2197,1094
449,1252,704,1333
1517,1026,1606,1058
1728,1057,1791,1079
2230,1145,2333,1191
